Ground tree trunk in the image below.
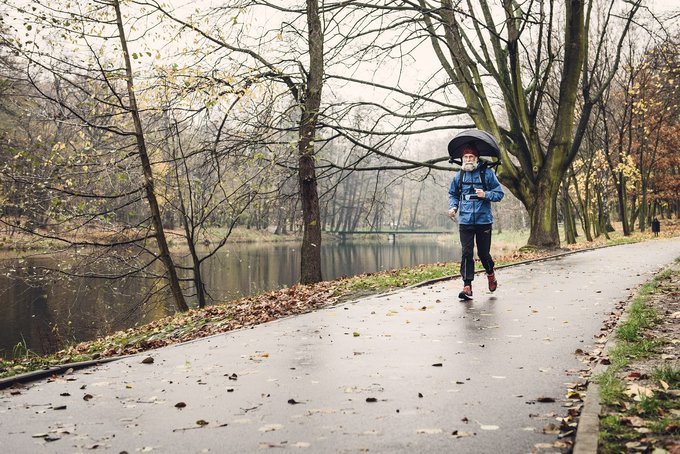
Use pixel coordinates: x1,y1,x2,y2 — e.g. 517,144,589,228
188,243,208,308
570,169,593,241
615,172,631,236
298,0,324,285
561,186,576,244
409,184,424,230
114,0,188,312
597,191,610,240
343,178,356,231
526,183,561,248
395,183,405,230
494,204,503,234
638,193,648,233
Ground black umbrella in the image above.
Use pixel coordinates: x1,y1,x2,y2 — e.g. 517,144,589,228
447,129,502,165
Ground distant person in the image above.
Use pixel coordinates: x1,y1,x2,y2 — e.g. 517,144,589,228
448,144,504,300
652,217,660,237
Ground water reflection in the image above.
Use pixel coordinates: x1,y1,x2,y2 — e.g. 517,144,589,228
0,239,460,356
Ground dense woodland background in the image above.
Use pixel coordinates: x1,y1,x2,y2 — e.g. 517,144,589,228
0,1,678,311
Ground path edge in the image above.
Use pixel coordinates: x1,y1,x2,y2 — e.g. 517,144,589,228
572,259,678,453
1,240,672,391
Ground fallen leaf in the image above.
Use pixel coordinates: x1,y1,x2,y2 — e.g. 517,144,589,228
259,442,285,448
537,396,555,403
196,420,209,426
258,424,283,432
623,416,647,427
416,428,442,434
451,430,475,438
624,384,654,401
566,390,584,400
141,357,154,364
83,394,93,401
543,423,560,434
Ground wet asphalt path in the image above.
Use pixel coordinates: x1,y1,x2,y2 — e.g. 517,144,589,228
1,238,679,453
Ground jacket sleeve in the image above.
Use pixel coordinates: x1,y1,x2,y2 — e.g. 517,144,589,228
484,168,504,202
448,172,460,210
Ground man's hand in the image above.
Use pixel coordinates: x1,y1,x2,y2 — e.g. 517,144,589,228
475,188,486,199
448,207,458,218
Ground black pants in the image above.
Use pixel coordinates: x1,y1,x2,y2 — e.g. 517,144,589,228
459,223,494,285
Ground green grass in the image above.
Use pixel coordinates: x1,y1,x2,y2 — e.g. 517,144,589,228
335,263,458,295
596,279,663,405
1,231,676,381
652,364,680,385
600,415,638,450
596,265,679,453
597,371,627,404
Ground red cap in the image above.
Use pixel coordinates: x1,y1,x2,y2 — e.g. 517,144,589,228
462,145,479,157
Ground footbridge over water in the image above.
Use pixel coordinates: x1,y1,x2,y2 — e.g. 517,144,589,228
332,230,453,242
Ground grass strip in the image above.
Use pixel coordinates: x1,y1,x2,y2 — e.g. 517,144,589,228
595,266,680,453
0,232,677,381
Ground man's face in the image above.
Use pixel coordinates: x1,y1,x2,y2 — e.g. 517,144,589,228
461,153,478,171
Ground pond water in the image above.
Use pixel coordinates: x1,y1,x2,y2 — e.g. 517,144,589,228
0,238,461,357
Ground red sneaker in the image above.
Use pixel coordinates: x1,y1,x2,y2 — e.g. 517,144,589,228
487,272,497,292
458,285,473,300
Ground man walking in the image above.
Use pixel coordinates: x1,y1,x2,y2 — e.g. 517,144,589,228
448,144,504,300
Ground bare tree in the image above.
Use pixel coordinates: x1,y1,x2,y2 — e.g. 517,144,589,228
308,0,642,248
1,0,196,310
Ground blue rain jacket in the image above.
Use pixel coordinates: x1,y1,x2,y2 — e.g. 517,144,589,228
448,166,504,225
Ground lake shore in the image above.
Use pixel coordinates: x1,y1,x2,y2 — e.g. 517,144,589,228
2,223,678,380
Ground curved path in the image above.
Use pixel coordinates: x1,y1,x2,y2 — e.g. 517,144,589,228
2,238,679,453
